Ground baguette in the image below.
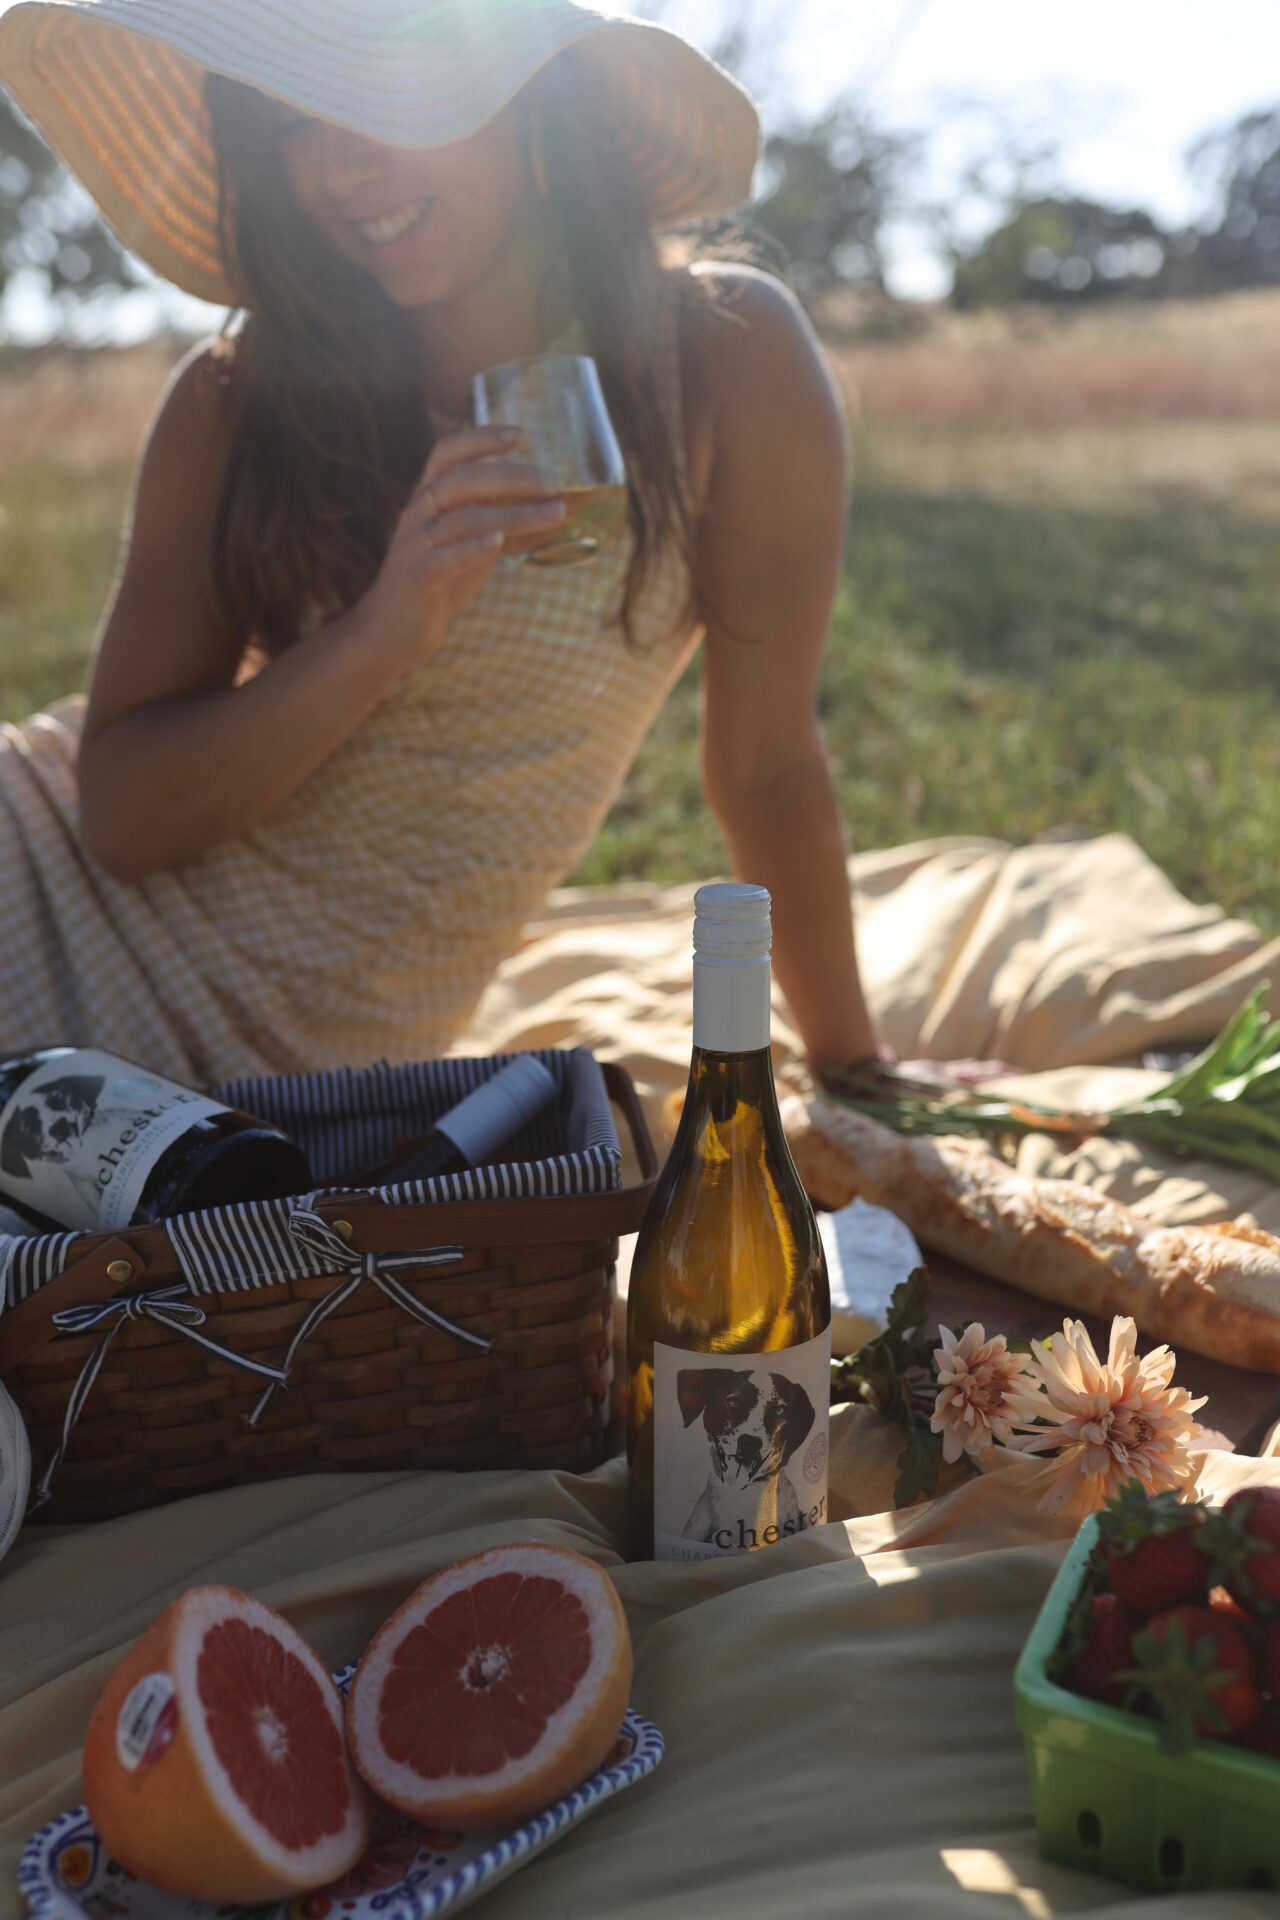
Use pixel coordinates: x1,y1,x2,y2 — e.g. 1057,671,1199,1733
782,1093,1280,1373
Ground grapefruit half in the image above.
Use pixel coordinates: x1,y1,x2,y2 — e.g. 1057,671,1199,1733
82,1585,372,1903
346,1543,633,1830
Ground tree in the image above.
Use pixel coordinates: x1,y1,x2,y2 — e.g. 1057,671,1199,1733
0,94,134,306
1187,106,1280,290
751,107,920,301
950,196,1168,308
637,0,918,303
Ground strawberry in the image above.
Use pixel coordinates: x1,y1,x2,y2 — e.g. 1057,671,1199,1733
1235,1713,1280,1763
1096,1482,1209,1616
1259,1620,1280,1699
1123,1605,1262,1754
1070,1592,1138,1705
1213,1488,1280,1607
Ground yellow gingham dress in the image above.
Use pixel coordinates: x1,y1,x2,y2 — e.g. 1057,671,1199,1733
0,309,699,1084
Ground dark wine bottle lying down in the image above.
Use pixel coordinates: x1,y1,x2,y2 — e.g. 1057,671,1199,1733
0,1047,314,1234
350,1056,559,1186
0,1048,564,1235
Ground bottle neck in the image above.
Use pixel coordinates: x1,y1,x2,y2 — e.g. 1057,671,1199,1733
692,952,771,1055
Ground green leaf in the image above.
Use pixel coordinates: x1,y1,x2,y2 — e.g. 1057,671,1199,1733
832,1266,940,1413
893,1418,942,1507
832,986,1280,1185
885,1269,930,1341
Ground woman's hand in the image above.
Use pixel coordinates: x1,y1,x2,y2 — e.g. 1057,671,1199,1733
359,422,567,663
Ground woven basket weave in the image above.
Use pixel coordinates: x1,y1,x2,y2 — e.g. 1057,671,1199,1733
0,1055,656,1524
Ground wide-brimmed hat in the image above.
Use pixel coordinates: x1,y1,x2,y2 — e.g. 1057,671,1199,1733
0,0,761,307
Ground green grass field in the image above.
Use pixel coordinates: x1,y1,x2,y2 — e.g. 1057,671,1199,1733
576,460,1280,944
2,298,1278,938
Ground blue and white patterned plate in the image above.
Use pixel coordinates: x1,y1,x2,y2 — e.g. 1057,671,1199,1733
19,1666,663,1920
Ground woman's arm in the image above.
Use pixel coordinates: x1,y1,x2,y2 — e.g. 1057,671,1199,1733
79,344,565,884
685,265,876,1075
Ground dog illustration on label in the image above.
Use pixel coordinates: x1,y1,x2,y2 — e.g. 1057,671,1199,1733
677,1366,817,1548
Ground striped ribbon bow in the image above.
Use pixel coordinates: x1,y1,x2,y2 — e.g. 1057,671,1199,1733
38,1284,288,1508
248,1210,490,1427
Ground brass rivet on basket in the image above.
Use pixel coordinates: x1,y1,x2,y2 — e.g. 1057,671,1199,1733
332,1220,354,1242
106,1259,134,1283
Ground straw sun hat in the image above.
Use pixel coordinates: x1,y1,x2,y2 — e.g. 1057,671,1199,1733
0,0,761,308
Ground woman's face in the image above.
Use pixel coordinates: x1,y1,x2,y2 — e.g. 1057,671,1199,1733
271,105,531,310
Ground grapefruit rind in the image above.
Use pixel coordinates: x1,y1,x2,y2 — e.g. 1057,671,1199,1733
347,1544,633,1830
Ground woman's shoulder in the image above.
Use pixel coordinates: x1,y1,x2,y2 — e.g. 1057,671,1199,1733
670,261,846,506
675,260,829,383
132,337,240,521
142,337,239,467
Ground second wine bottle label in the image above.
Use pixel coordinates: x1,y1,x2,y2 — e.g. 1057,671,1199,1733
0,1050,223,1232
652,1326,831,1561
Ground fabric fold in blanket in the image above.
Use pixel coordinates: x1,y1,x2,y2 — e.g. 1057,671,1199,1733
463,831,1280,1233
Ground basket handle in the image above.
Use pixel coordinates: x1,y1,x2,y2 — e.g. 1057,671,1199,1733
603,1060,660,1186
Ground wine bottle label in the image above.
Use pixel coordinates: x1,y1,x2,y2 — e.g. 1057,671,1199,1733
652,1325,831,1562
0,1050,223,1233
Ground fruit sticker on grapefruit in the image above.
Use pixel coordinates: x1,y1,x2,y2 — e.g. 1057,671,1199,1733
82,1586,372,1905
346,1543,633,1831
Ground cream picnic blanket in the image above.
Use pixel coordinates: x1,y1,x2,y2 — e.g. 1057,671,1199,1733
3,831,1280,1920
466,830,1280,1234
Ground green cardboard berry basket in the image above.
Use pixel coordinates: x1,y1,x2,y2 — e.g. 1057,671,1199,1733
1014,1513,1280,1895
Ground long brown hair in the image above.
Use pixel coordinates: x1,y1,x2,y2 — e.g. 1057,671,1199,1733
205,56,693,653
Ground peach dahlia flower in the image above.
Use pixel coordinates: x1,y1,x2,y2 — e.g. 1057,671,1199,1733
1011,1315,1205,1521
929,1323,1035,1464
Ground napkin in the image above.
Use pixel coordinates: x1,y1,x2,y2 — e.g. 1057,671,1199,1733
818,1198,924,1357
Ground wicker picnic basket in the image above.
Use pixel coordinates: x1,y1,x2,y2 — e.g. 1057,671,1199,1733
0,1049,657,1524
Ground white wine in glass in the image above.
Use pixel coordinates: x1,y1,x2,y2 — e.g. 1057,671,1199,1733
470,354,628,568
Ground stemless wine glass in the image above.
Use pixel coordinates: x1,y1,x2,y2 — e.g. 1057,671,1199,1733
470,355,628,569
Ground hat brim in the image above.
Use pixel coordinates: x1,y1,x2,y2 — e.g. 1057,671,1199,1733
0,0,761,307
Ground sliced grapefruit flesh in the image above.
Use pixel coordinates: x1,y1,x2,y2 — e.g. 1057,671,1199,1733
82,1586,372,1903
346,1544,633,1831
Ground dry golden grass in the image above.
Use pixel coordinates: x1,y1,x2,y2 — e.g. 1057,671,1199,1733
0,338,180,475
827,287,1280,426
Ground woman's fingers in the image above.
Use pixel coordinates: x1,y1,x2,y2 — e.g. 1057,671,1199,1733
420,423,521,487
413,457,561,522
422,531,506,585
424,498,568,549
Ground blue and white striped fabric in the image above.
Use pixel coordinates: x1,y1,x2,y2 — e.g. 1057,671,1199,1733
0,1049,620,1312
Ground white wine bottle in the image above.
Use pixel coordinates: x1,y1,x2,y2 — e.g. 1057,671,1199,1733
626,884,831,1563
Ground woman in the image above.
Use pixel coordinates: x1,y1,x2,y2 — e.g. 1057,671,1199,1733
0,0,875,1087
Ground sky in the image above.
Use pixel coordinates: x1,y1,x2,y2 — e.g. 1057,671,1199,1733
4,0,1279,332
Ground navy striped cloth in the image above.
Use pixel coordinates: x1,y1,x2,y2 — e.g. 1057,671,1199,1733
1,1049,620,1311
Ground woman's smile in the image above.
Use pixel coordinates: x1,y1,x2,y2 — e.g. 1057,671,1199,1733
355,197,434,250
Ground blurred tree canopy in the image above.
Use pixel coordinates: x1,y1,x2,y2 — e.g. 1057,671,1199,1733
950,198,1169,308
749,107,920,301
1187,106,1280,290
0,95,133,306
945,104,1280,308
